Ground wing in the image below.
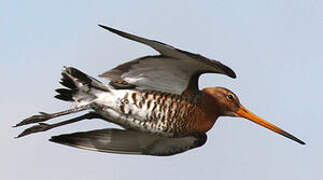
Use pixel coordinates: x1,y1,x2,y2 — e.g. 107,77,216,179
49,128,207,156
98,25,236,95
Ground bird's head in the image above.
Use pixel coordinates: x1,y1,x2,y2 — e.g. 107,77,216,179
202,87,305,145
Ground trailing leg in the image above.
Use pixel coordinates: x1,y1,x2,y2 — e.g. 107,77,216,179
14,105,91,127
16,112,102,138
14,66,110,138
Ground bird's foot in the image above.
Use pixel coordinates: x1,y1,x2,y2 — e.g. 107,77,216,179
13,112,52,127
15,123,52,138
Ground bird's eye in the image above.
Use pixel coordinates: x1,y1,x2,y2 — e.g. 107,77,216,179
226,94,234,101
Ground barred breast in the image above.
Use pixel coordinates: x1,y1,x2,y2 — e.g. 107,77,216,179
93,89,206,137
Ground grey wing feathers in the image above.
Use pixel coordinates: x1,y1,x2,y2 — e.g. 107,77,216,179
100,56,192,94
49,128,207,156
98,24,236,95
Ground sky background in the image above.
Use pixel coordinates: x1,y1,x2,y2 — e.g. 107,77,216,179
2,0,323,179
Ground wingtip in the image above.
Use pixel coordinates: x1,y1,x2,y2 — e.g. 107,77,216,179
98,24,126,37
98,24,105,28
98,24,113,31
48,136,56,142
232,73,237,79
222,65,237,79
229,71,237,79
224,64,236,79
49,135,64,144
49,134,74,145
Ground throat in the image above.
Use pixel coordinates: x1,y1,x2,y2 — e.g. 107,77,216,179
191,92,220,133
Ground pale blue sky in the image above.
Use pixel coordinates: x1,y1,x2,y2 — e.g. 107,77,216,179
2,0,323,179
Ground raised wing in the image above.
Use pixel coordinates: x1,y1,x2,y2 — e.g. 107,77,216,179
49,128,207,156
98,25,236,95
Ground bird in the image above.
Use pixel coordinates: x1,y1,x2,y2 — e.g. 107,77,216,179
14,24,305,156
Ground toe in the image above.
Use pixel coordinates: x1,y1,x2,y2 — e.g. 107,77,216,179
15,123,51,138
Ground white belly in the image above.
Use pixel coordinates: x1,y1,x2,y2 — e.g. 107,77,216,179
92,89,172,135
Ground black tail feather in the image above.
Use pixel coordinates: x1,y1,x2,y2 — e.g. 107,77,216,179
55,67,91,102
55,70,77,102
55,66,109,102
59,73,76,89
66,67,92,85
55,88,74,101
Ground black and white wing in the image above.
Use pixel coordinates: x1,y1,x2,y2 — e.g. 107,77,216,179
50,128,207,156
98,25,236,95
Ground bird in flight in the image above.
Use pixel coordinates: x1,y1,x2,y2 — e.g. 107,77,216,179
14,25,305,156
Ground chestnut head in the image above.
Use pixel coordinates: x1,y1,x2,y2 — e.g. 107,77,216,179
202,87,305,145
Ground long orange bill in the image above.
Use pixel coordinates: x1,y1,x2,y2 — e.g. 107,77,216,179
236,105,305,145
